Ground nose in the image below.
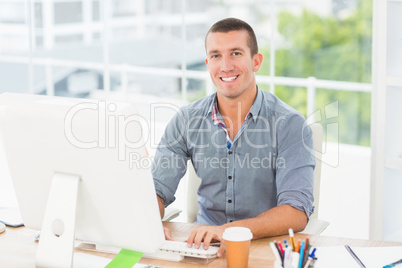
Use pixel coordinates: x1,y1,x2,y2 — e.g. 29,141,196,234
220,56,234,72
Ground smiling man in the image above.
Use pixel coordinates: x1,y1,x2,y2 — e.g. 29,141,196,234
152,18,315,257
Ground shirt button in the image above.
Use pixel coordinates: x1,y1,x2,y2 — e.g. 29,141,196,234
228,175,232,180
228,199,232,203
228,151,233,155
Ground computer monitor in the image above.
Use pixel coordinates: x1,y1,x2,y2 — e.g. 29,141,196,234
0,93,164,267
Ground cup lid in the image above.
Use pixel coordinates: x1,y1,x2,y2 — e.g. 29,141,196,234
222,227,253,241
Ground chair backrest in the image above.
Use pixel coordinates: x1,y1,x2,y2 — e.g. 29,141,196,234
309,123,323,220
186,123,323,223
186,162,201,223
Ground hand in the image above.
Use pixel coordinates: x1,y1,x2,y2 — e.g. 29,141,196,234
163,226,173,240
186,225,226,257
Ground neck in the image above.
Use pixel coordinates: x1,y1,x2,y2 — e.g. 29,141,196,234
217,87,257,122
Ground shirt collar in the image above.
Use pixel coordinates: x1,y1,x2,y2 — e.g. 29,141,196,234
207,86,263,123
249,86,263,122
211,100,222,126
206,93,217,117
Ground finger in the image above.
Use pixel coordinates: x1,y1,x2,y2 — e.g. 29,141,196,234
187,229,198,247
203,232,215,249
217,243,226,258
193,229,207,249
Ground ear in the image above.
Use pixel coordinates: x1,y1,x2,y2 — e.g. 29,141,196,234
205,58,211,71
252,53,263,72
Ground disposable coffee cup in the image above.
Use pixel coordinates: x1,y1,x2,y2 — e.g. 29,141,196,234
222,227,253,268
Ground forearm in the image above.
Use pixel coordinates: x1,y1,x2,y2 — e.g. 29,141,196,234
156,194,165,219
223,204,308,239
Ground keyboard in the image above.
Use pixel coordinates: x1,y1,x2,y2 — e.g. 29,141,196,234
154,240,219,259
87,240,219,262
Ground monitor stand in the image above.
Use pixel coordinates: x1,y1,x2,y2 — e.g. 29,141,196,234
35,172,80,268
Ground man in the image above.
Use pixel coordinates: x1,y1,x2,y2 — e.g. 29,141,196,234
152,18,315,257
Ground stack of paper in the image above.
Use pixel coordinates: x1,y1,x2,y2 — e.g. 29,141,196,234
314,246,402,268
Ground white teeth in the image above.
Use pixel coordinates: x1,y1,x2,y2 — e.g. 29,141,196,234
221,76,238,82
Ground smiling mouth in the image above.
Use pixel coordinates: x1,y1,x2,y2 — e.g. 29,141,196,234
220,75,239,82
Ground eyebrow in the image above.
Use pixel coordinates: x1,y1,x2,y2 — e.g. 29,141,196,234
207,47,246,55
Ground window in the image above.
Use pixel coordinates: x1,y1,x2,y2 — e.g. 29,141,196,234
54,2,83,25
0,0,373,145
0,0,373,239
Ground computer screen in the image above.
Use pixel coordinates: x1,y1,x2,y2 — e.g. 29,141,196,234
0,93,164,267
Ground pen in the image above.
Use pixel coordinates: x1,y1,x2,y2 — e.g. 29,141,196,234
295,240,301,253
274,241,284,261
298,240,305,268
283,247,293,268
270,241,283,266
383,259,402,268
345,245,366,268
289,228,296,251
278,241,285,256
302,238,310,267
303,248,316,268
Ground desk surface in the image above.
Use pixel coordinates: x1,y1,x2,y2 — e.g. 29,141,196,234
1,222,402,267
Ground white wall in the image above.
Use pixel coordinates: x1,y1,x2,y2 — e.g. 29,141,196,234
319,143,371,239
0,141,18,208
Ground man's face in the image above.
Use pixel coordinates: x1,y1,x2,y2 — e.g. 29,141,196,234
205,30,262,100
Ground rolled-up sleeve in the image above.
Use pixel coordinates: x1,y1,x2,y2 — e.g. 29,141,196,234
152,108,190,207
275,113,315,218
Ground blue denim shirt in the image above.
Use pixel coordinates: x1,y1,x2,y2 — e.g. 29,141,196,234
152,87,315,225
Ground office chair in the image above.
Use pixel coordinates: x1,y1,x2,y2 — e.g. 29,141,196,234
164,123,330,235
299,123,330,235
162,206,182,222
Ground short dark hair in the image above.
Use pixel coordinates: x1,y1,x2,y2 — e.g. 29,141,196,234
205,18,258,56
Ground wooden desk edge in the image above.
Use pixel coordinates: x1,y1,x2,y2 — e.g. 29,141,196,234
1,222,402,268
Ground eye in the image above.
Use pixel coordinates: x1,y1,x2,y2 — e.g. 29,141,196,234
211,54,220,59
232,52,241,56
